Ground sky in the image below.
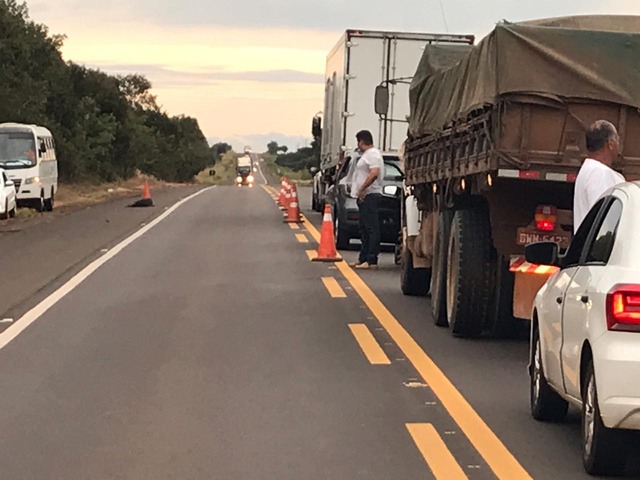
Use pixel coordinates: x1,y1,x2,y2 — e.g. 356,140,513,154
26,0,640,151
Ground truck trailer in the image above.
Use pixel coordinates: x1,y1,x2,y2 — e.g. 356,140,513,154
392,16,640,338
312,29,474,212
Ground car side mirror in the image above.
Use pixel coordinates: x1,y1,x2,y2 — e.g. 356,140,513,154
39,141,47,154
311,117,322,138
525,242,559,267
383,185,400,196
374,85,389,116
310,167,318,174
5,180,14,187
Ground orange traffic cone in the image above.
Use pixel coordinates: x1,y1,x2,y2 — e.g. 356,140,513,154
312,204,343,262
283,185,302,223
129,180,154,207
278,179,287,207
281,182,292,213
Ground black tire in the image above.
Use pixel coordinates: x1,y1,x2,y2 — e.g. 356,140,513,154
400,246,431,296
44,188,54,212
0,199,8,220
311,194,317,211
431,210,453,327
485,256,518,338
334,211,350,250
9,204,16,218
36,191,45,212
530,328,569,421
446,203,495,338
582,361,628,476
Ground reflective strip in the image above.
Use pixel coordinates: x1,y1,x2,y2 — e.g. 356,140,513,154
546,173,577,183
509,255,558,275
323,213,332,222
498,169,541,180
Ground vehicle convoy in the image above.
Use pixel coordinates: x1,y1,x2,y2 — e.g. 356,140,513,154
527,182,640,476
385,16,640,339
312,29,475,214
328,155,404,250
236,155,254,187
0,123,58,212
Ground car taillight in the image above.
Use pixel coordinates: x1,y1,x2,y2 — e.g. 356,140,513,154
535,205,557,232
606,284,640,332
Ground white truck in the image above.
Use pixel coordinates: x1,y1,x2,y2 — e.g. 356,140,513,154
311,29,475,212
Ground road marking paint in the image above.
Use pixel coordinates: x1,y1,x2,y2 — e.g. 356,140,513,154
306,250,317,261
295,233,309,244
407,423,468,480
348,324,391,365
321,277,346,298
0,188,213,352
289,223,300,230
302,214,532,480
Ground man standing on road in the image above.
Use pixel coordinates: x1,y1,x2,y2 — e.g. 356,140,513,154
351,130,384,270
574,120,625,232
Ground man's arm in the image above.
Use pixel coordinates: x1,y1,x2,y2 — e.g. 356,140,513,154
357,167,381,200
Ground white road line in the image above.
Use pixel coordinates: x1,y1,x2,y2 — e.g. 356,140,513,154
256,160,268,185
0,187,212,351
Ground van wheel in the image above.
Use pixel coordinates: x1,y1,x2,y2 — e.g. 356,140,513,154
446,203,494,338
530,328,568,421
431,210,453,327
44,188,54,212
400,247,430,296
582,361,628,476
36,191,45,212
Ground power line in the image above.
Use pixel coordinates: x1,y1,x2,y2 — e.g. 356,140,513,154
438,0,450,33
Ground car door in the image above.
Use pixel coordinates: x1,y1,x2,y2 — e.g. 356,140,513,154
537,198,607,390
561,196,623,400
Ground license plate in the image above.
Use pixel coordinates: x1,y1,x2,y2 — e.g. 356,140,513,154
516,228,571,248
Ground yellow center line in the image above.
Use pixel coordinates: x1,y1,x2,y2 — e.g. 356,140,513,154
295,233,309,244
407,423,468,480
289,223,300,230
322,277,346,298
301,214,531,480
348,324,391,365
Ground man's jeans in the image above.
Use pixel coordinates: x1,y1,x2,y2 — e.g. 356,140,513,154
358,193,381,265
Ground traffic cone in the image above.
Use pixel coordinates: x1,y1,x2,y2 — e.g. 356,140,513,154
129,180,154,207
313,204,342,262
283,184,302,223
281,182,292,213
279,178,289,210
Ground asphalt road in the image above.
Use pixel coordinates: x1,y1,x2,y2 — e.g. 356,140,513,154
0,170,637,479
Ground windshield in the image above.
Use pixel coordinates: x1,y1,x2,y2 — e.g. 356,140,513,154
384,162,403,181
0,132,37,169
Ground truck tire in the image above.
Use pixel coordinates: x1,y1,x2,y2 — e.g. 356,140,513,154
431,210,453,327
446,203,495,338
334,212,351,250
400,247,430,296
485,256,518,338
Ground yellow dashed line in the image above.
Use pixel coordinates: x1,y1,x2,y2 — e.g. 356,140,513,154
289,223,300,230
321,277,346,298
407,424,468,480
348,324,391,365
295,233,308,243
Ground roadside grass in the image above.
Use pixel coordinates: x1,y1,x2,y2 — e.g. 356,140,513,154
262,154,313,186
196,151,239,186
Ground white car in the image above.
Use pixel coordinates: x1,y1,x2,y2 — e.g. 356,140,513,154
0,168,17,220
527,181,640,476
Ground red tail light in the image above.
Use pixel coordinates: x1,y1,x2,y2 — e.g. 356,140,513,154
607,284,640,332
535,205,557,232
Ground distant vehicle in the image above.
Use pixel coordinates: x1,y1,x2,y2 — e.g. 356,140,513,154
0,123,57,212
0,168,17,220
243,145,252,154
312,29,474,213
236,155,254,187
527,182,640,476
327,154,403,250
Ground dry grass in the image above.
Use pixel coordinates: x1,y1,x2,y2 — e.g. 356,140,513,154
195,151,239,186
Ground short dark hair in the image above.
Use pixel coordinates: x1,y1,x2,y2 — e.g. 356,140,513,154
586,120,618,153
356,130,374,146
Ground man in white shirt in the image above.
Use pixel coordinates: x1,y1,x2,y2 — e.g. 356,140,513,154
573,120,625,232
351,130,384,269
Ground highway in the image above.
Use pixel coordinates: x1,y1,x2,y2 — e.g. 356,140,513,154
0,168,638,479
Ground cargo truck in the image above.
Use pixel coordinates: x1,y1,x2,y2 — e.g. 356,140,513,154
311,29,475,213
236,155,254,187
378,16,640,338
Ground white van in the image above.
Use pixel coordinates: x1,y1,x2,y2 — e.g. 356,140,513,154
0,123,58,211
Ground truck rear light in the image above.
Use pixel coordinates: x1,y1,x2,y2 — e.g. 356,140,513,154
535,205,557,232
607,284,640,332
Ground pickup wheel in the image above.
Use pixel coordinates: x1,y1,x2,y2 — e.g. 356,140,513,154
446,203,494,338
530,328,568,421
582,361,628,476
400,246,430,296
431,210,453,327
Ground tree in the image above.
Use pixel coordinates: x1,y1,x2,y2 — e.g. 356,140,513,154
211,142,232,161
267,141,279,155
